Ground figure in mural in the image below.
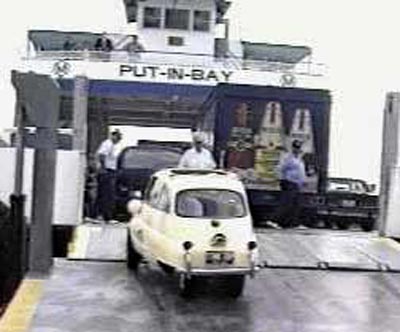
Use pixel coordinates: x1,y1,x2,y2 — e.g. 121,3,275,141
288,108,318,192
225,102,255,169
254,101,285,189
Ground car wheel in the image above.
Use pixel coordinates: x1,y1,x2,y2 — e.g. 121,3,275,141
360,218,375,232
179,274,197,298
224,275,246,298
127,233,142,271
323,216,334,229
158,261,175,275
301,216,317,228
336,218,350,230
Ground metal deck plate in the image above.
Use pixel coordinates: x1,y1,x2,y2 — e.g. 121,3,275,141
256,230,400,272
67,225,400,272
68,224,127,261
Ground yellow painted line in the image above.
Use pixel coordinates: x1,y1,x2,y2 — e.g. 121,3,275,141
67,225,91,259
0,279,44,332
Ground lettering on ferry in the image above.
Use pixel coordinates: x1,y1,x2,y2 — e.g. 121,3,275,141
119,65,233,82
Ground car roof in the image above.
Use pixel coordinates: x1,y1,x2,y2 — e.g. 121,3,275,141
154,169,245,192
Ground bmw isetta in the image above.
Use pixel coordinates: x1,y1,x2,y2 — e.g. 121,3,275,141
126,169,258,297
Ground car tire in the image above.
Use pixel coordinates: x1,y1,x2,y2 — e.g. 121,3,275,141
127,233,142,271
179,274,196,298
224,275,246,298
336,218,350,230
360,218,375,232
158,261,175,275
301,216,317,228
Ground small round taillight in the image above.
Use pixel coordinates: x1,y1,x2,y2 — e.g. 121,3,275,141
183,241,193,251
248,241,257,250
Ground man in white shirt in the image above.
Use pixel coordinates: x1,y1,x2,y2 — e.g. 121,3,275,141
95,130,122,223
178,133,216,169
275,139,306,228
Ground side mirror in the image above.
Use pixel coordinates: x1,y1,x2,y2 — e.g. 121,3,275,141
127,199,142,216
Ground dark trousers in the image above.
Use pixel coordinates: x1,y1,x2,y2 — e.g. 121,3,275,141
84,187,97,219
97,170,116,221
277,180,300,228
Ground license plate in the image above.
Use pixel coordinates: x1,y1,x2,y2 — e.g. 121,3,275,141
205,251,235,265
341,199,356,207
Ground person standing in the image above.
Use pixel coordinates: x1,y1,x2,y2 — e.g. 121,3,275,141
96,130,122,223
178,133,216,169
95,33,114,52
276,139,306,228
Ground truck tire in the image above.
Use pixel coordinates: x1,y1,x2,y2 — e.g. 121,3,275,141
224,275,245,298
127,233,142,271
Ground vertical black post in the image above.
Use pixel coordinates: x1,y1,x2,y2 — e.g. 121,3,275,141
10,71,28,279
13,72,60,276
29,128,58,273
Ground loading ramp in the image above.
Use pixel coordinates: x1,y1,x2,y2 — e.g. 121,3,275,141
67,224,400,272
257,229,400,272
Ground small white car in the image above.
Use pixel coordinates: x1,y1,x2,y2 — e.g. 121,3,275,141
126,169,258,297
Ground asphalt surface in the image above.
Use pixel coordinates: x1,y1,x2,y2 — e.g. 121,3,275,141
28,259,400,332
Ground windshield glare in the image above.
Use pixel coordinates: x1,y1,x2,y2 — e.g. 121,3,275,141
176,189,246,218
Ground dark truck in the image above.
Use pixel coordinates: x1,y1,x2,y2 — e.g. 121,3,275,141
197,83,378,229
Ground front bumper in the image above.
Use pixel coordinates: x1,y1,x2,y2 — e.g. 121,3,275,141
317,209,377,219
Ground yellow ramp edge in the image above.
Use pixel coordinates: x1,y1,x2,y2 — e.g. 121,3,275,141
377,237,400,251
0,279,44,332
67,225,91,259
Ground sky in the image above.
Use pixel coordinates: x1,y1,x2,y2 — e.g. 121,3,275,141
1,0,400,185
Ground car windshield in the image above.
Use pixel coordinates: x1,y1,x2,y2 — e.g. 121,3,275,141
176,189,246,218
120,148,181,170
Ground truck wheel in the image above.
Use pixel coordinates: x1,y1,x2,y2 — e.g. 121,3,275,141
127,234,142,271
179,274,196,298
360,218,375,232
224,275,246,298
336,218,350,230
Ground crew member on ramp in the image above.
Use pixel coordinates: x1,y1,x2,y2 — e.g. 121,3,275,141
276,139,306,228
178,133,216,169
95,129,122,224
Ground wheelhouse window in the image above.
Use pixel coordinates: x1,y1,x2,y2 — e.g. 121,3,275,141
193,10,211,32
143,7,162,28
165,9,190,30
176,189,246,218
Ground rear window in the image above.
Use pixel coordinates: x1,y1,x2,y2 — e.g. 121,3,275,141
176,189,246,218
120,148,181,170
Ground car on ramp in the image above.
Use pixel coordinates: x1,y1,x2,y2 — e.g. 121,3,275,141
126,169,259,298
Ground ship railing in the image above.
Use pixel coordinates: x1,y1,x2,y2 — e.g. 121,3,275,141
25,50,326,76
